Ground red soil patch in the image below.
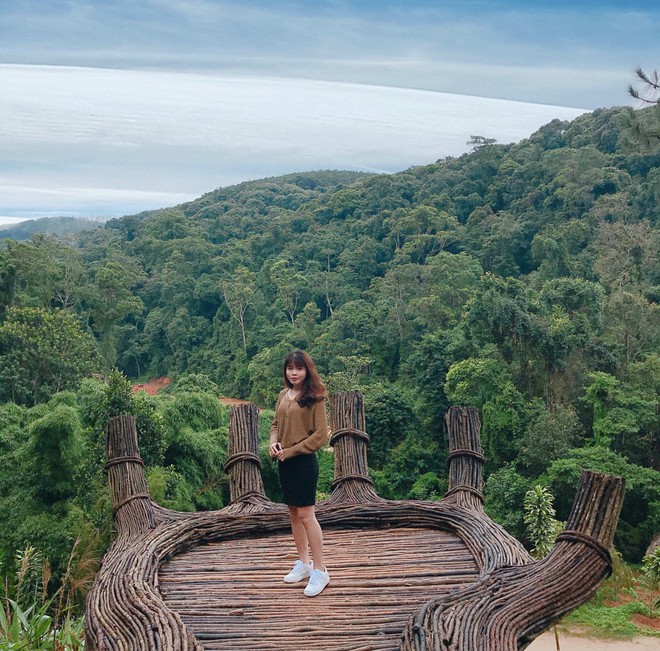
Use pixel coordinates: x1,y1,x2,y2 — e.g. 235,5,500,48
632,613,660,631
219,397,253,407
604,581,659,632
131,378,252,407
132,377,171,395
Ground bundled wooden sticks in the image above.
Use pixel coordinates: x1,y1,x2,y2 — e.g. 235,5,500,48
223,403,270,513
105,414,155,537
327,391,383,504
444,406,485,511
84,396,624,651
400,470,625,651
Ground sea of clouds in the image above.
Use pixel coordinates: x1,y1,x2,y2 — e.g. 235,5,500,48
0,64,587,224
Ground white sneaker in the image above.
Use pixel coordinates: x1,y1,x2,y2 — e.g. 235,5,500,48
283,560,312,584
304,568,330,597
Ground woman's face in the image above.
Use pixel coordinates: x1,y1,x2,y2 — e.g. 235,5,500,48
286,362,307,388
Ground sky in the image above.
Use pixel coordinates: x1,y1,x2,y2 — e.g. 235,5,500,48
0,0,657,223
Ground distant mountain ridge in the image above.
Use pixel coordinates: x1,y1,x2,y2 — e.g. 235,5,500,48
0,171,370,241
0,215,108,240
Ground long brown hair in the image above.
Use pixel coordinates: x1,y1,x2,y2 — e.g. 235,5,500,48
283,350,327,408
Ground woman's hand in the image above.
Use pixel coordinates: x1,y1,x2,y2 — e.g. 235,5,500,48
269,441,282,459
275,446,287,461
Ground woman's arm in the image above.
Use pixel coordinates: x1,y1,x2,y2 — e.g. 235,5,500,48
269,393,282,445
269,393,283,458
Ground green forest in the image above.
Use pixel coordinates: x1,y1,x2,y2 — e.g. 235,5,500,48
0,105,658,643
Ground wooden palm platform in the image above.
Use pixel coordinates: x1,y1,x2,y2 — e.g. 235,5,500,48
160,528,479,650
85,394,625,650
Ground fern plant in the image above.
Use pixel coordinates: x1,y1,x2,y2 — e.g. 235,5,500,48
523,485,562,558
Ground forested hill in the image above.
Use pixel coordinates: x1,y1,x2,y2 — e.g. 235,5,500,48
0,105,658,563
81,106,657,401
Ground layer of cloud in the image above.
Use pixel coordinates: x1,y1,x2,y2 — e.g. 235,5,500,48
0,64,588,221
0,1,656,108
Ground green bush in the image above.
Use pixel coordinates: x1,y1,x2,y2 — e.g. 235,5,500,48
317,449,335,499
147,465,196,512
371,432,442,500
160,391,229,434
364,383,420,470
170,373,220,396
409,472,447,501
132,390,167,467
484,464,532,540
22,405,86,505
162,426,227,510
159,394,229,511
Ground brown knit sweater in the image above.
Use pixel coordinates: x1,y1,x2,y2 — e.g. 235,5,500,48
269,389,328,459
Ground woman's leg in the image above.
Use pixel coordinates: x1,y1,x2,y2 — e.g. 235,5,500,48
288,505,311,564
296,505,324,570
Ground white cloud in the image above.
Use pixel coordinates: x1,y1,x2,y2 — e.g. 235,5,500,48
1,1,656,108
1,64,589,219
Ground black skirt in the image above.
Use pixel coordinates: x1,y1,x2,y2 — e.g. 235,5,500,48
278,452,319,507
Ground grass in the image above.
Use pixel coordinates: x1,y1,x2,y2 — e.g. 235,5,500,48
562,552,660,640
1,544,87,650
564,600,658,639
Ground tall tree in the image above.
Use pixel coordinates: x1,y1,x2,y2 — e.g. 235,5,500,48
268,257,307,324
83,261,145,367
626,67,660,149
219,267,256,354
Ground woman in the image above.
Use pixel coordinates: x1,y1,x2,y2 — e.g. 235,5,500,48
269,349,330,597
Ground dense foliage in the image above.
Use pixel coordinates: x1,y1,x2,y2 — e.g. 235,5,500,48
0,106,658,624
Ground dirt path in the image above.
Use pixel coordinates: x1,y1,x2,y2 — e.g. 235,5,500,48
528,631,659,650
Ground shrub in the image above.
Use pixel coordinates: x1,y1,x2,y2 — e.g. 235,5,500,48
484,464,532,540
